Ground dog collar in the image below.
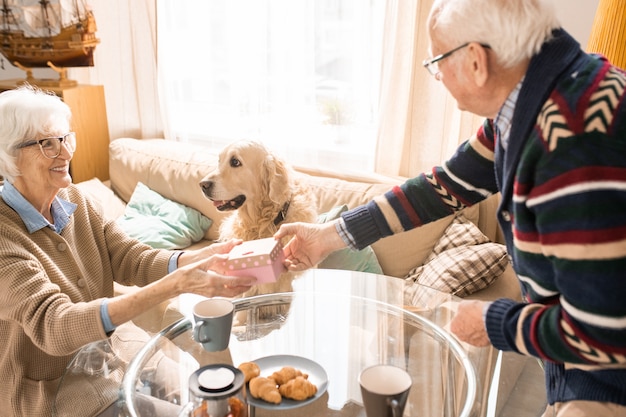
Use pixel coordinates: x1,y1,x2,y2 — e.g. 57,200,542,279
273,200,291,226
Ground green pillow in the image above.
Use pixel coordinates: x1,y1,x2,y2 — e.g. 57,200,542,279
317,205,383,274
117,182,212,249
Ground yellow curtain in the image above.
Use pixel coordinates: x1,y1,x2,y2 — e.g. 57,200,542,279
587,0,626,70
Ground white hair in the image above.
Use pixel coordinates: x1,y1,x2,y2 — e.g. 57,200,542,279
0,85,71,182
428,0,561,67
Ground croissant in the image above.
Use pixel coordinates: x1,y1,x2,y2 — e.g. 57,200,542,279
268,366,307,385
238,361,260,383
249,376,281,404
278,376,317,401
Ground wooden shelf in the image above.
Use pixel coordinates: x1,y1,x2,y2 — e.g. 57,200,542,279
0,79,111,183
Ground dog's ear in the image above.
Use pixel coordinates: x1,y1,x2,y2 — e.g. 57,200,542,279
263,154,290,204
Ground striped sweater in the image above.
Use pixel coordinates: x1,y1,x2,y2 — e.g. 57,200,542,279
342,29,626,405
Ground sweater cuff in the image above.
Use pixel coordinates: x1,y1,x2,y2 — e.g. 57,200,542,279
340,205,381,250
169,250,184,272
485,298,518,352
100,299,117,334
335,218,358,250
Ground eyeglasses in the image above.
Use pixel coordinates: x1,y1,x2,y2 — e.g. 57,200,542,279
423,42,491,76
16,132,77,159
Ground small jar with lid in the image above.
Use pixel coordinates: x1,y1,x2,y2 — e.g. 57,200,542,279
179,364,247,417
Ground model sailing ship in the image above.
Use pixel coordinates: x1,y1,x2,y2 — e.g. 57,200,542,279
0,0,99,73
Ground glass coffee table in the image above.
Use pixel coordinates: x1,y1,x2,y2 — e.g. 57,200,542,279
54,269,484,417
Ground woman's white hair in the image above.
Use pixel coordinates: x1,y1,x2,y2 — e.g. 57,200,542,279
0,85,71,182
428,0,561,68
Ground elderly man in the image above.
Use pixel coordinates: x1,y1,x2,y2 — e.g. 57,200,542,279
274,0,626,415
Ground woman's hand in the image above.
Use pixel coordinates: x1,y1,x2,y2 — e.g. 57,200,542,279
274,220,347,271
173,253,256,298
177,238,243,267
107,247,255,327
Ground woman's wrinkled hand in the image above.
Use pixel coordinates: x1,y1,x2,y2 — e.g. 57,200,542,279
177,238,243,267
173,250,256,298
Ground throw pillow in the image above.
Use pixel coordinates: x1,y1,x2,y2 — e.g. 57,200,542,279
317,205,383,274
117,182,212,249
404,214,508,299
429,212,490,257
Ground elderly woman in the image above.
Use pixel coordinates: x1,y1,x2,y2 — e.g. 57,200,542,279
0,85,256,416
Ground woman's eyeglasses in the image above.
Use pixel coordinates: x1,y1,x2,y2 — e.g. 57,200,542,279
16,132,77,159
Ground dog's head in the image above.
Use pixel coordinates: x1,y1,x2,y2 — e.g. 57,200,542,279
200,140,291,212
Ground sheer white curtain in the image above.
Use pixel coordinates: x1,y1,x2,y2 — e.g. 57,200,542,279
68,0,162,140
375,0,483,178
156,0,384,172
68,0,481,177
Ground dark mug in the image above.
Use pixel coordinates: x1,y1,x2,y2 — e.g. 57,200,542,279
359,364,412,417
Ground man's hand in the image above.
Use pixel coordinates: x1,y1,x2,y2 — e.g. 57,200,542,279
450,300,492,347
274,221,347,271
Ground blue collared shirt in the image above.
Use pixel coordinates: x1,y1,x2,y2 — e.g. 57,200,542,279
494,78,524,151
2,181,77,234
1,181,181,333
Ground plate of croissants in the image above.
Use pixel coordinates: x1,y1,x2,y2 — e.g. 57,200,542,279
238,355,328,410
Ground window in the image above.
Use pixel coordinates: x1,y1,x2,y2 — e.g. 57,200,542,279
157,0,384,171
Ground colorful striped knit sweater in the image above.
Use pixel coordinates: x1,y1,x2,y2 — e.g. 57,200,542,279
342,29,626,406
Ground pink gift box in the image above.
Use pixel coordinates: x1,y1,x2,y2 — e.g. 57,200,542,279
224,238,286,283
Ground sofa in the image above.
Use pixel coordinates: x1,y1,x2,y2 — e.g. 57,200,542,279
79,137,520,301
76,137,524,416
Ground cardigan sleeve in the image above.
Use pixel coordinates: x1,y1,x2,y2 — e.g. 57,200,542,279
341,121,500,250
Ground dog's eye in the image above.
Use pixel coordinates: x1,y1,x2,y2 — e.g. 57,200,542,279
230,157,242,168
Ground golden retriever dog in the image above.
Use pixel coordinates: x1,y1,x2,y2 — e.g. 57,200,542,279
199,140,318,317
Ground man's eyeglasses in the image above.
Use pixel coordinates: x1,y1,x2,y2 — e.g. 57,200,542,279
16,132,77,159
423,42,491,76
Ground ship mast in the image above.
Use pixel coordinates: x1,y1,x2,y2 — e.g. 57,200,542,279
38,0,53,48
72,0,85,31
1,0,17,50
73,0,84,20
1,0,16,34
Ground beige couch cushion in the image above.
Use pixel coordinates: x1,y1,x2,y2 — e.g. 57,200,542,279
109,138,229,240
75,178,126,220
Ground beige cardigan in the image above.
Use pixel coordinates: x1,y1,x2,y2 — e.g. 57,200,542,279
0,185,172,416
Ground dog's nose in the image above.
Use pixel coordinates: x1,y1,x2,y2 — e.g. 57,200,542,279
200,180,214,197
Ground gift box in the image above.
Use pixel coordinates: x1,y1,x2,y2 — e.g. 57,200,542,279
224,238,286,283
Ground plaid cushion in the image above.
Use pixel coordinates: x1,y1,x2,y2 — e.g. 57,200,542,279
429,213,490,257
404,214,509,299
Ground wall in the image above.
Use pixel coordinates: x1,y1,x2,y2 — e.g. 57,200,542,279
554,0,599,46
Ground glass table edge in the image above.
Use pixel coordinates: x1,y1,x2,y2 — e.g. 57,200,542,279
119,290,479,417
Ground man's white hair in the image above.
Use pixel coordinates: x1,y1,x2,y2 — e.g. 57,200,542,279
428,0,561,68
